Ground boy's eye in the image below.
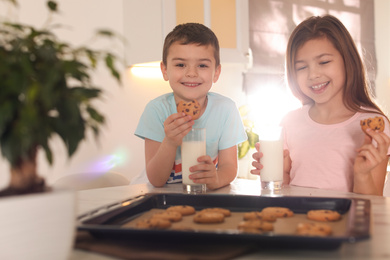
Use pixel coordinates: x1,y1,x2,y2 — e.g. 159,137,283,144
199,64,209,68
175,63,185,68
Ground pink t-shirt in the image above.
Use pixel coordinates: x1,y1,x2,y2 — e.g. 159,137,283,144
281,105,390,192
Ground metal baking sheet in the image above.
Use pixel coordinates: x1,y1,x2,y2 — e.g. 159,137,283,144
77,193,370,250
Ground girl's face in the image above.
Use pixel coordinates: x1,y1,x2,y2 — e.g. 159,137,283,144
160,42,221,103
294,37,346,107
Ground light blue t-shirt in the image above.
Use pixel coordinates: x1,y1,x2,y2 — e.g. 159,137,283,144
135,92,247,183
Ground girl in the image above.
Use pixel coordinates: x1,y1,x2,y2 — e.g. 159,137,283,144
251,15,390,195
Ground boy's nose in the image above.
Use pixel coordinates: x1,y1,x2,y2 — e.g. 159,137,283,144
185,67,198,77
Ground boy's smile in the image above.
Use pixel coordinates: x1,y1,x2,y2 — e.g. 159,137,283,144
161,42,221,104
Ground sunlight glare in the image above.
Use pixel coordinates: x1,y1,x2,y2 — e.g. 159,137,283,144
247,86,301,131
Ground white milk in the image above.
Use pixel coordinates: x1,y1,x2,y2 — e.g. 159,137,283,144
260,139,283,182
181,140,206,184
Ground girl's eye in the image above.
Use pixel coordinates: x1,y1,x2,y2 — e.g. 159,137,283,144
175,63,185,68
296,66,306,71
199,64,209,68
320,60,330,65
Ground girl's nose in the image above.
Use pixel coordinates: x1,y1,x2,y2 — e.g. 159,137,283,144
308,66,320,80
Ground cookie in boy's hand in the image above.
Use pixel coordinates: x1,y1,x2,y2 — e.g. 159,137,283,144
177,99,201,120
360,116,385,133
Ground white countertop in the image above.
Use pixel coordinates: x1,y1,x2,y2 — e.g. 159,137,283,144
71,178,390,260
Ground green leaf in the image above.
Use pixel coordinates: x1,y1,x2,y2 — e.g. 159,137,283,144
41,141,53,165
86,49,97,68
105,53,121,82
87,106,105,124
239,105,250,117
96,29,114,37
238,140,250,159
47,1,58,12
247,131,259,148
4,0,18,6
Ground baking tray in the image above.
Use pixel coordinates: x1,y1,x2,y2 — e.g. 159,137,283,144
77,193,370,250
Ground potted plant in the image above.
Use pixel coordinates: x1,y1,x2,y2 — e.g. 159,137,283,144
0,0,122,195
0,0,123,258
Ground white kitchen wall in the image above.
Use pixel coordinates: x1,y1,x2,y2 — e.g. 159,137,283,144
375,0,390,116
0,0,388,187
0,0,246,186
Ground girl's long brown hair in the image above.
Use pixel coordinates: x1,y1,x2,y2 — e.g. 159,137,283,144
285,15,386,117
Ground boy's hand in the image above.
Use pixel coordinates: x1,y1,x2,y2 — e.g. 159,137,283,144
354,128,390,175
163,112,194,147
188,155,218,188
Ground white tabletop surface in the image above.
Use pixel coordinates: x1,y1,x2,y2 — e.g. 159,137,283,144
70,178,390,260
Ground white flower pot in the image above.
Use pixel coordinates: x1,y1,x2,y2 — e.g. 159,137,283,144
0,190,76,260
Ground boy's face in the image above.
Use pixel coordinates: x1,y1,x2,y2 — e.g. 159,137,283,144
160,42,221,103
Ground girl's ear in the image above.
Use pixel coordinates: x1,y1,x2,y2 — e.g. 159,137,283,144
213,64,222,83
160,62,169,81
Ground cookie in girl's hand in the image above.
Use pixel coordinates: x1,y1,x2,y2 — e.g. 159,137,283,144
360,116,385,133
177,99,201,120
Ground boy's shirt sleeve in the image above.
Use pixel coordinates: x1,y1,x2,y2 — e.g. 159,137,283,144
134,101,166,142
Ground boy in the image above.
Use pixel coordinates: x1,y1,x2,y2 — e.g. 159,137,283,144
135,23,247,190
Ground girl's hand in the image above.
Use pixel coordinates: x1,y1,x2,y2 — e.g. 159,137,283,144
354,128,390,175
188,155,218,188
250,142,263,175
163,113,194,147
250,142,291,184
283,149,292,184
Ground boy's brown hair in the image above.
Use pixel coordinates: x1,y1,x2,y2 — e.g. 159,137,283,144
162,23,220,67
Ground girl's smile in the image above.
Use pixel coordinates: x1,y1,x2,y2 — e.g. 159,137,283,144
310,81,330,93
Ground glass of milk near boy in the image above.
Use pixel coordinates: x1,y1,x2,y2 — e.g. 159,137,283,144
258,126,284,190
181,128,207,194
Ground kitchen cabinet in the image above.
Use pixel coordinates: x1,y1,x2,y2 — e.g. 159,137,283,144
124,0,250,66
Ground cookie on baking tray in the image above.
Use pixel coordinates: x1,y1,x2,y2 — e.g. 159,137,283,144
296,222,332,236
136,218,172,229
193,211,225,224
166,205,196,216
151,211,183,222
199,207,231,217
261,207,294,218
243,211,277,222
307,209,341,222
177,99,201,120
360,116,385,133
237,219,274,233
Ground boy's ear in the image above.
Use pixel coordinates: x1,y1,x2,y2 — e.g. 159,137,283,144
160,61,169,81
213,64,222,83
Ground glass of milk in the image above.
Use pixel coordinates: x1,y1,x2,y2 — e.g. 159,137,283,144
181,128,206,194
258,126,283,190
